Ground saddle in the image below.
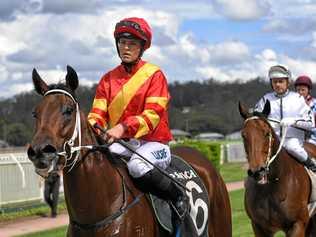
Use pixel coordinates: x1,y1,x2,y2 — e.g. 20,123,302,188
149,155,209,237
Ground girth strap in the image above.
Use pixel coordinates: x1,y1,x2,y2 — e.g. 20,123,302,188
70,193,143,231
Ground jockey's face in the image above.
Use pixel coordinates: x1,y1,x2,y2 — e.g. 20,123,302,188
271,78,289,95
295,85,310,99
118,37,142,63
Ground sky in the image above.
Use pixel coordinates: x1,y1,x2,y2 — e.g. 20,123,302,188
1,0,316,98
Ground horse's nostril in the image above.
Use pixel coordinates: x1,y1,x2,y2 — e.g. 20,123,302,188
27,146,36,160
247,169,253,176
42,144,56,154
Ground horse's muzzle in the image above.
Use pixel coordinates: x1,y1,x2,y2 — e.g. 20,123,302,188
247,167,269,185
27,144,58,177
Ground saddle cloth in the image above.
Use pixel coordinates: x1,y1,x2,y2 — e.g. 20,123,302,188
149,155,209,237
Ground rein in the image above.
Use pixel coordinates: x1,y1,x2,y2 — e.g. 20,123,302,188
43,88,143,231
244,116,289,169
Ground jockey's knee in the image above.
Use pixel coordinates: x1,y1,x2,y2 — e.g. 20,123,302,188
127,158,154,178
284,141,308,162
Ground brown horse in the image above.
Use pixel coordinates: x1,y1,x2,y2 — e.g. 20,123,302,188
239,100,316,237
27,66,232,237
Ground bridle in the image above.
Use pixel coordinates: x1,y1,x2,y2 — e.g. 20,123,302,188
244,116,288,177
43,89,84,172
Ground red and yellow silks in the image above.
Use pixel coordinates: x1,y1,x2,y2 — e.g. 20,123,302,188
88,60,172,143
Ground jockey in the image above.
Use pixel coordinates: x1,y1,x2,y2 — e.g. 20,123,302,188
255,65,316,172
294,75,316,144
87,17,189,221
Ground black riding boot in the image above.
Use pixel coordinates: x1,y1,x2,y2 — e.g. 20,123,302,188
134,168,189,220
304,157,316,172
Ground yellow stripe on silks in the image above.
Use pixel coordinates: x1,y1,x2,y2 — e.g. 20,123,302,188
88,117,108,128
88,112,104,121
108,63,160,127
88,118,97,127
143,109,160,129
92,99,107,112
134,116,150,138
145,97,168,109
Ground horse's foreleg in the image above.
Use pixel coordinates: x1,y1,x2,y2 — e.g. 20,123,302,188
251,221,273,237
287,221,306,237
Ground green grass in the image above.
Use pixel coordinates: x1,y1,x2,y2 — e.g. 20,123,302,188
230,189,253,236
220,162,247,183
0,200,67,223
16,226,67,237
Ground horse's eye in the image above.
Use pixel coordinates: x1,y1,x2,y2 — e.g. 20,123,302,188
32,110,37,118
241,132,246,139
62,106,74,116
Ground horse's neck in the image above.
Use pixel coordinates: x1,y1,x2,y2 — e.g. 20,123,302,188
269,135,295,181
77,115,121,181
63,115,124,218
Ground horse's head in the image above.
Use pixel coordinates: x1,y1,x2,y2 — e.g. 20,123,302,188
239,100,277,185
27,66,79,178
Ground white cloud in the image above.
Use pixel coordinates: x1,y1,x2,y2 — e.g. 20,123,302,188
2,83,34,98
267,0,316,18
0,64,9,82
213,0,270,20
196,66,231,81
33,68,67,85
280,56,316,81
255,49,277,63
207,41,250,64
312,32,316,48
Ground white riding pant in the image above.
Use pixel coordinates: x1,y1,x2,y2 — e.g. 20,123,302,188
109,139,171,178
283,138,308,162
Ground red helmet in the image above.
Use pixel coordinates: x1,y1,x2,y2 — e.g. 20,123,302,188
114,17,152,50
294,75,312,89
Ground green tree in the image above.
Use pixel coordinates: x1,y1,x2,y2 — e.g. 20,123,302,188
6,123,31,146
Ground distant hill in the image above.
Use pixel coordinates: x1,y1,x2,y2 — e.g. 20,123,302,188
0,77,291,146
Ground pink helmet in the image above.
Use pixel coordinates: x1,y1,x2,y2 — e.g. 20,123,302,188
294,75,312,89
114,17,152,50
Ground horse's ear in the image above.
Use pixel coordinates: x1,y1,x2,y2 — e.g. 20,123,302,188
65,65,78,91
238,101,250,119
32,68,48,95
262,100,271,117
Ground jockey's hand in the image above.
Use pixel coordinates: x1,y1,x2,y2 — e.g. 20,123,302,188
280,117,297,127
105,123,127,143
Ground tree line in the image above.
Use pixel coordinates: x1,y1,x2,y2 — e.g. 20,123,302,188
2,76,306,146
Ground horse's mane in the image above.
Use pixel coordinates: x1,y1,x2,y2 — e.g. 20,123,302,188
48,83,76,100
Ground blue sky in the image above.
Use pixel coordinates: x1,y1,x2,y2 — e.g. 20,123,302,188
1,0,316,98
